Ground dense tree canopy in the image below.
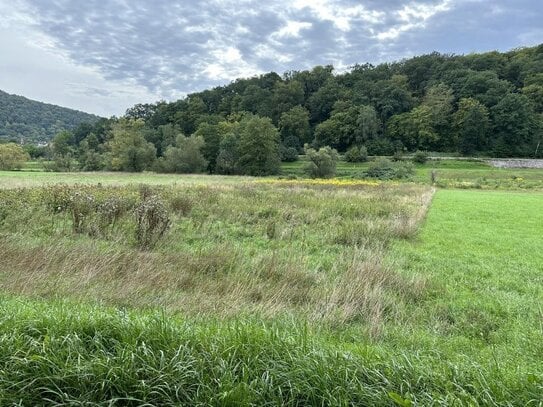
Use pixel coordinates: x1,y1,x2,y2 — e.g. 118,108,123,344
34,44,543,175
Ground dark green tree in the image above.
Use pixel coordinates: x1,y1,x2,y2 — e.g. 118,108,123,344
307,78,345,124
453,98,490,154
216,133,240,175
241,85,273,117
491,93,540,156
238,115,281,176
194,122,221,172
272,81,305,123
278,106,311,151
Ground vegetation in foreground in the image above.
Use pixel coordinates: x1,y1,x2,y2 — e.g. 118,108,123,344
0,182,430,321
0,177,541,405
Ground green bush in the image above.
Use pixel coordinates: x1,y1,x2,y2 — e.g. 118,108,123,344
365,158,414,180
304,146,339,178
412,150,429,164
280,145,299,162
344,146,368,162
157,135,208,173
392,150,404,162
366,158,395,179
0,143,29,170
394,162,415,179
366,139,394,156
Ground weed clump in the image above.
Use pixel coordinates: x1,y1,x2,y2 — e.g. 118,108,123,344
69,192,96,234
43,184,73,213
134,195,171,249
169,193,193,216
97,196,134,235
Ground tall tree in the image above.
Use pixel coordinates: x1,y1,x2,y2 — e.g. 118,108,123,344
307,78,346,124
374,75,415,124
194,122,221,173
491,93,540,156
272,81,304,123
453,98,490,154
278,106,311,151
238,115,281,176
240,85,273,117
355,105,380,144
108,119,156,172
387,106,437,151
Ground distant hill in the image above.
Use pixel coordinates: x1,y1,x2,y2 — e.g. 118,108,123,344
0,90,101,143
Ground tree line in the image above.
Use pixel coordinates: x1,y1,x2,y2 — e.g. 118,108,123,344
22,44,543,175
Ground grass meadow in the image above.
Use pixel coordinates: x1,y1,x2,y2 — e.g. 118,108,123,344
0,163,542,405
6,157,543,190
281,157,543,190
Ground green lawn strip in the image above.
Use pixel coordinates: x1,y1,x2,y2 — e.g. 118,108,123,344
385,189,543,398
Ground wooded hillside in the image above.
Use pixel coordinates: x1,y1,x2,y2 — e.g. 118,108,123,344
0,90,100,143
121,44,542,158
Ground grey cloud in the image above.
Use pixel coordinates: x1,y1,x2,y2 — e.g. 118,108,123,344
12,0,543,105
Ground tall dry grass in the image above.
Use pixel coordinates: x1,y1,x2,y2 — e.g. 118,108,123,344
0,182,433,330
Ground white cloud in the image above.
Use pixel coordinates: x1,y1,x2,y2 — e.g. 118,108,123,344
203,46,263,80
293,0,385,31
376,0,453,40
273,20,312,38
0,1,160,116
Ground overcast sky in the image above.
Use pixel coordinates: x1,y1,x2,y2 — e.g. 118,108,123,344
0,0,541,117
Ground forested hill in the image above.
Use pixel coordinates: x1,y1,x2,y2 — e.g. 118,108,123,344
49,45,543,175
0,90,100,142
120,44,542,158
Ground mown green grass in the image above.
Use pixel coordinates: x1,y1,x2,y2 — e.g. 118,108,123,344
383,189,543,402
